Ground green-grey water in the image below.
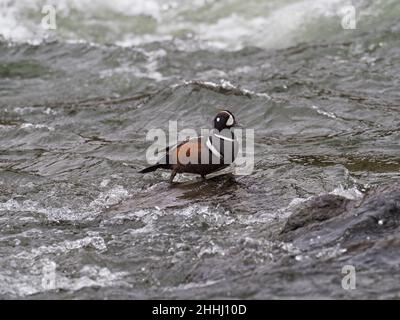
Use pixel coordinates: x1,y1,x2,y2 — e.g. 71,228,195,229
0,0,399,299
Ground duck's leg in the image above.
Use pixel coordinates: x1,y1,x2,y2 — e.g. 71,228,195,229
169,170,177,183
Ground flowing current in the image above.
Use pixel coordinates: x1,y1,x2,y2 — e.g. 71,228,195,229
0,0,399,299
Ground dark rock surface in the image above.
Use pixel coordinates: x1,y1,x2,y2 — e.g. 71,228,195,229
281,184,400,249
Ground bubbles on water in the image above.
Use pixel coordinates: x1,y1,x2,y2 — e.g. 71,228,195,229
294,255,304,261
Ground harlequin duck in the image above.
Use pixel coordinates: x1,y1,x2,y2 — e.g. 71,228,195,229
139,110,240,183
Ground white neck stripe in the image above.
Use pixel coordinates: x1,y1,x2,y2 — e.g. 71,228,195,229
214,133,235,142
206,137,222,158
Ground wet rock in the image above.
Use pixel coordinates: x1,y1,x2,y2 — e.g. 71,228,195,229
280,184,400,250
341,184,400,243
281,194,352,234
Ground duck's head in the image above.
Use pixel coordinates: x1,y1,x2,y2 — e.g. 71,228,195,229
213,110,240,131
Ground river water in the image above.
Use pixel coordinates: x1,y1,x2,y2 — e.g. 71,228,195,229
0,0,399,299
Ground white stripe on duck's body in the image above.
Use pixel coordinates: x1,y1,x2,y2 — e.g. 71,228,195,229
139,110,240,183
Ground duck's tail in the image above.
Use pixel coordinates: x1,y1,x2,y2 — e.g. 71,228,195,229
138,164,168,173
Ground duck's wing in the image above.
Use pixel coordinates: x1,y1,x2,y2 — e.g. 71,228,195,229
155,137,192,165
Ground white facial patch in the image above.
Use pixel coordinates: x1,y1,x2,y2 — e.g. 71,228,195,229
216,117,220,122
226,114,234,126
220,111,234,126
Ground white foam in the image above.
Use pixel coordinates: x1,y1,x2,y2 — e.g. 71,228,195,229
14,235,107,262
162,280,219,292
0,1,38,42
315,244,347,259
0,263,127,297
330,185,364,201
20,123,55,131
100,179,110,188
179,79,271,99
99,48,166,81
0,0,378,50
197,242,226,258
0,186,130,222
280,185,364,217
89,185,129,211
311,105,337,119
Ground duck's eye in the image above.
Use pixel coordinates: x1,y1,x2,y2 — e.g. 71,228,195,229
216,117,220,122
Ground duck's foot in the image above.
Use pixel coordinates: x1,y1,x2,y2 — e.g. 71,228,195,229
169,170,177,183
